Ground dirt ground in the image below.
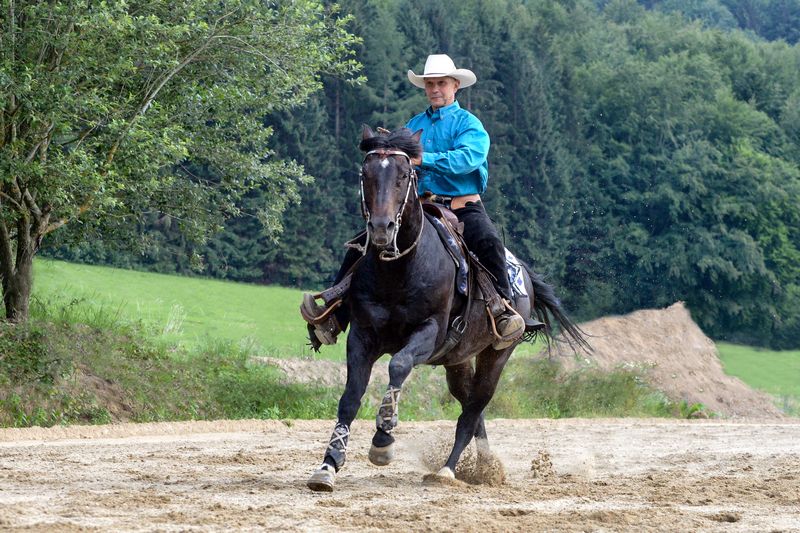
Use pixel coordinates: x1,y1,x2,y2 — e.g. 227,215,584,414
1,418,798,532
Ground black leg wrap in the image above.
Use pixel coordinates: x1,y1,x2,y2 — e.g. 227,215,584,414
325,423,350,471
376,386,401,434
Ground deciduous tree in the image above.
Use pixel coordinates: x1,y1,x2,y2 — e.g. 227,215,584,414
0,0,359,321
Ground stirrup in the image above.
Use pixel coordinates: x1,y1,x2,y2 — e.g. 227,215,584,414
300,293,342,325
301,293,342,349
490,301,525,350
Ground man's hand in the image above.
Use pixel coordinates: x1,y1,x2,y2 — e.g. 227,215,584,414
410,156,422,166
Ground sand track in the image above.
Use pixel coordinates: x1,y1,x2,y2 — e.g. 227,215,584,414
1,418,798,531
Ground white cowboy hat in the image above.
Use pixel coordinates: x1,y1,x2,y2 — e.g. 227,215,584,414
407,54,476,89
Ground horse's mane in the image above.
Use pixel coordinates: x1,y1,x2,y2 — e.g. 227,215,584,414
359,128,422,159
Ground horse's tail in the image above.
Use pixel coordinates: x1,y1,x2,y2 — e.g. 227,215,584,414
523,263,591,353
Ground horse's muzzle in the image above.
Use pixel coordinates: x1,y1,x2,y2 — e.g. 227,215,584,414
368,218,396,248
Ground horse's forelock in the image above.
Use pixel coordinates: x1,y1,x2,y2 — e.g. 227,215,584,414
359,128,422,159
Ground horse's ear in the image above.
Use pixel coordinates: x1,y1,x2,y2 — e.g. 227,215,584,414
411,129,423,143
361,124,375,141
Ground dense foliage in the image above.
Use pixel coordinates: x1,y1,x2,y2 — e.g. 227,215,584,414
0,0,359,321
44,0,800,348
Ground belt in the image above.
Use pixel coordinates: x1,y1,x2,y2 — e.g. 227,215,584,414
426,193,482,210
429,195,453,208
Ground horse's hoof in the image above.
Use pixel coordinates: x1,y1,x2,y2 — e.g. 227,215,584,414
368,443,395,466
307,465,336,492
422,466,462,486
436,466,455,479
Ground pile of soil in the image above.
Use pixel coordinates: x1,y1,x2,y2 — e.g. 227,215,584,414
254,356,446,407
551,302,783,419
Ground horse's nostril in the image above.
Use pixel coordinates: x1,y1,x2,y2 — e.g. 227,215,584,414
387,221,395,231
367,221,375,231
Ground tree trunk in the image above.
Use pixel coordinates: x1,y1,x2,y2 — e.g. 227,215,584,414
0,202,46,324
2,253,32,322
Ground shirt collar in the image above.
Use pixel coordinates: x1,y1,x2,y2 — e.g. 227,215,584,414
426,100,461,121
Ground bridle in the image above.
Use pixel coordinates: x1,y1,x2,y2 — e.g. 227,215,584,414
359,149,424,261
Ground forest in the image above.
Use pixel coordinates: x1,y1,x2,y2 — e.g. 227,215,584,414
39,0,800,348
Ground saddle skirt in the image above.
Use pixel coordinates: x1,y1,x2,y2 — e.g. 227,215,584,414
421,202,468,296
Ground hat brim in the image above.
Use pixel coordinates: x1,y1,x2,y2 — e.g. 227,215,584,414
407,69,476,89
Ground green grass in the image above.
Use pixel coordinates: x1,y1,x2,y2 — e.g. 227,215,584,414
489,357,676,418
0,310,677,427
32,258,336,359
0,316,343,427
717,342,800,414
32,258,550,360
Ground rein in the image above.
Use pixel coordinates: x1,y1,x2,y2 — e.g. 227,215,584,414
360,149,424,262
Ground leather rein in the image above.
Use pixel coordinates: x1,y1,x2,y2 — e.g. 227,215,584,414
359,149,424,261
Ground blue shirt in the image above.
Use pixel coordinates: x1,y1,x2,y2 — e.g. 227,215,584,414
404,101,490,197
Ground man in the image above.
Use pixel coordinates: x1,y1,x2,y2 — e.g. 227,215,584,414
302,53,525,350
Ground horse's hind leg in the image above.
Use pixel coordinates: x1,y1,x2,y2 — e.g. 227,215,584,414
445,362,489,451
439,348,512,479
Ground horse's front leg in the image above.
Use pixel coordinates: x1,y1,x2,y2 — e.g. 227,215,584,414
369,318,439,466
307,328,379,492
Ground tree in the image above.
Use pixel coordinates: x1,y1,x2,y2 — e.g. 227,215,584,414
0,0,359,321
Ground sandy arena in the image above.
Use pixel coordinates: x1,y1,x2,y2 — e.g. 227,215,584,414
0,418,798,532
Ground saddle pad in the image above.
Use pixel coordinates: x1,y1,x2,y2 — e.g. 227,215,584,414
505,249,528,297
425,213,469,296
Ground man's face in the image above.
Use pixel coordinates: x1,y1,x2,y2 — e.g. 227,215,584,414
424,76,460,110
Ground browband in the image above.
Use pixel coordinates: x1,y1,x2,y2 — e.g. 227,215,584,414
364,149,411,162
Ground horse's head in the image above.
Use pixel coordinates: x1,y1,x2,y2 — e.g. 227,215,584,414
358,126,423,252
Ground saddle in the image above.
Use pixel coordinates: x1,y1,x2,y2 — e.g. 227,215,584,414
421,201,462,235
421,200,521,363
422,202,469,296
421,200,505,314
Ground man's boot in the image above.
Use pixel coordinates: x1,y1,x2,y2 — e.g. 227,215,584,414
300,293,343,350
492,300,525,350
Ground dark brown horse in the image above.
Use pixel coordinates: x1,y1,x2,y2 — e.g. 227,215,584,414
307,127,587,491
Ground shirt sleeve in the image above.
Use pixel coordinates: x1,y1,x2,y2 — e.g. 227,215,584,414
421,116,489,176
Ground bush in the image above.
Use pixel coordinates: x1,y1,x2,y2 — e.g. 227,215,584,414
488,358,674,418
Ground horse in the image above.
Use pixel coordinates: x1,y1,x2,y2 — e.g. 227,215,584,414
306,126,587,491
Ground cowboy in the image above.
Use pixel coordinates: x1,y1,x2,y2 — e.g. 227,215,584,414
302,53,526,350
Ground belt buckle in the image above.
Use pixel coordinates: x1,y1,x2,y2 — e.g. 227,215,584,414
432,195,453,209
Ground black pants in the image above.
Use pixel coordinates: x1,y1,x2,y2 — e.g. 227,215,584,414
453,201,513,301
331,201,511,329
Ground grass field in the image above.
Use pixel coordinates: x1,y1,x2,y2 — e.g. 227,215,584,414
717,342,800,400
31,258,544,360
32,259,333,359
8,259,663,425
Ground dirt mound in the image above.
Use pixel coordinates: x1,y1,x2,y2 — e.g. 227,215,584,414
253,356,446,407
552,302,783,418
253,356,376,388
